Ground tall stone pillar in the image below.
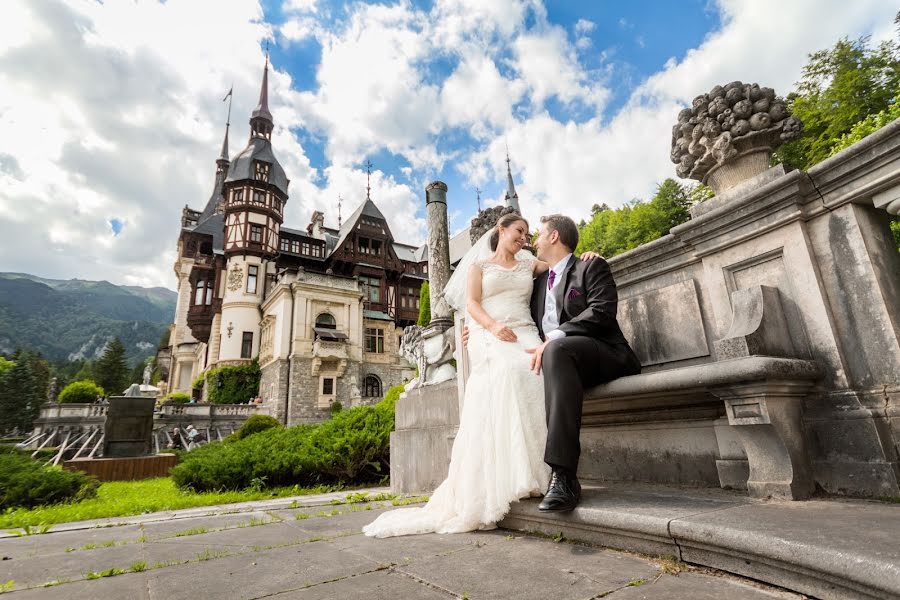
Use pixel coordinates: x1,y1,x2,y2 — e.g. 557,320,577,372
425,181,452,326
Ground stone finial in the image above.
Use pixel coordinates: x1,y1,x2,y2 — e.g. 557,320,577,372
469,205,519,245
670,82,802,194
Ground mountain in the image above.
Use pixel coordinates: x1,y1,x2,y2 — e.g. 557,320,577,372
0,273,176,364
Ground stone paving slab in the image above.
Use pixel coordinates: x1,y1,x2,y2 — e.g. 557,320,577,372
0,489,806,599
606,572,798,599
274,569,451,599
146,541,380,600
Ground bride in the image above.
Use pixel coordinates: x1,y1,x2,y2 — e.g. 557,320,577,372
363,213,597,537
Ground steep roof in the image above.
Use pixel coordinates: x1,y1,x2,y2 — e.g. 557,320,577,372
225,136,290,196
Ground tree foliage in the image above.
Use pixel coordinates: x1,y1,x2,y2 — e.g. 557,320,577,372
577,179,705,258
417,281,431,327
0,358,39,434
777,34,900,170
93,337,128,396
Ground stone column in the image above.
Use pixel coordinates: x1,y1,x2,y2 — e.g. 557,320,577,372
425,181,452,325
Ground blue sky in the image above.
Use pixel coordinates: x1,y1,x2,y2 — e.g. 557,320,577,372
0,0,895,288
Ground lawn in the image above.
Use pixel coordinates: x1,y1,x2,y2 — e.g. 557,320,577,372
0,477,351,530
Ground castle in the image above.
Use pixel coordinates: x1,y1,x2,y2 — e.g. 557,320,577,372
163,58,521,424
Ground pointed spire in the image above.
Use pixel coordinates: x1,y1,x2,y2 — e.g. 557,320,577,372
337,194,343,228
251,52,273,123
504,147,520,212
218,87,233,164
365,160,373,200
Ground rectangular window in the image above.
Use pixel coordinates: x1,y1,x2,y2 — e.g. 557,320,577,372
291,240,300,253
250,224,263,243
359,276,380,303
322,378,334,395
232,189,243,203
247,265,258,294
312,244,322,257
359,238,370,254
252,190,265,205
371,240,382,255
280,238,289,252
254,161,270,182
241,332,253,359
302,242,310,255
193,279,205,305
423,264,428,274
365,328,384,353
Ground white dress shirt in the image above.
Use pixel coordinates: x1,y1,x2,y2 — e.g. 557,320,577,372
541,254,572,342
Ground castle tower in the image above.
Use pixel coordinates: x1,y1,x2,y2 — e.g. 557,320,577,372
217,56,290,363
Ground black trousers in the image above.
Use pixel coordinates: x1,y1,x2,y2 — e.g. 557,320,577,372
542,336,641,473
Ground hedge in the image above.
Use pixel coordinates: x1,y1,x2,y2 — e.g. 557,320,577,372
164,392,191,405
58,381,105,404
230,414,282,441
0,450,99,509
205,361,260,404
171,384,404,491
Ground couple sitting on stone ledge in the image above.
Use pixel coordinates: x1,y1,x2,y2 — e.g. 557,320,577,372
364,213,640,538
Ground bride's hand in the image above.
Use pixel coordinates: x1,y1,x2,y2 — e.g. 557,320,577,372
489,322,518,342
580,251,604,261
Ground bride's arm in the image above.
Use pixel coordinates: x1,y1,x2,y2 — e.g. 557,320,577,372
466,265,518,342
532,251,604,275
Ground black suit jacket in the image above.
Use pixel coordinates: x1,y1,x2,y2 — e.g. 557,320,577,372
530,255,628,345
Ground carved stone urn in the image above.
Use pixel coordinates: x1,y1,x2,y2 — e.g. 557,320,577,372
670,81,803,195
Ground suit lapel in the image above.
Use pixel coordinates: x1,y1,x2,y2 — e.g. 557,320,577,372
554,255,577,322
534,270,548,324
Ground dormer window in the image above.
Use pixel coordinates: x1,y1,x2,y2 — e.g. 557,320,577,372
232,189,244,203
255,161,270,182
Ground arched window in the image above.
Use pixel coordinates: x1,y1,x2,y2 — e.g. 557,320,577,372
315,313,336,329
363,375,381,398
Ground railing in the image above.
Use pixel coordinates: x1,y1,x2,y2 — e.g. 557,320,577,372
37,403,108,420
313,340,348,359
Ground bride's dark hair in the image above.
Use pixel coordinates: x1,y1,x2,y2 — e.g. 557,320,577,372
489,213,529,251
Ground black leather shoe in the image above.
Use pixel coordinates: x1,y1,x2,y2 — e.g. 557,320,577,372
538,469,581,512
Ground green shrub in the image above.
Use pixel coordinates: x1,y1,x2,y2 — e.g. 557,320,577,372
57,381,105,404
0,452,99,509
164,392,191,405
191,374,205,391
205,362,260,404
231,414,282,441
329,400,343,416
171,387,401,492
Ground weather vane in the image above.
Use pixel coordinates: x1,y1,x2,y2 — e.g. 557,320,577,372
337,194,343,228
365,160,373,200
476,187,482,212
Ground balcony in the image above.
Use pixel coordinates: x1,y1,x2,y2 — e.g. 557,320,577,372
313,339,348,360
187,298,222,343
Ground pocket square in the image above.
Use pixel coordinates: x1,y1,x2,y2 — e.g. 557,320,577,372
567,288,582,300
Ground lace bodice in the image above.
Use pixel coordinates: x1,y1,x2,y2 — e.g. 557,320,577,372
470,257,536,330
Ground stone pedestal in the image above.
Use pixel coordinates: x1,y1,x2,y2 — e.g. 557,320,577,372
389,379,459,494
103,395,155,458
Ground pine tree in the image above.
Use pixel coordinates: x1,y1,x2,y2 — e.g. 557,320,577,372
93,337,129,396
417,282,431,327
0,359,38,434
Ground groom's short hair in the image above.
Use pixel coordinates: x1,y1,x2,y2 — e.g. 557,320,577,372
540,214,579,251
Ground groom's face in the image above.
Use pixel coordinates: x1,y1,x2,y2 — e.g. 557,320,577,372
534,223,555,262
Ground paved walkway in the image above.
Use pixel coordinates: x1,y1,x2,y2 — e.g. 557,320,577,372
0,488,803,600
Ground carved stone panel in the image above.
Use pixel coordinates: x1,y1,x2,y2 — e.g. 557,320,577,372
723,248,811,359
618,279,710,367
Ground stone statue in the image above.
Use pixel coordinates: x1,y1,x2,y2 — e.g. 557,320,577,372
670,81,803,194
142,362,152,386
46,377,59,403
349,375,362,402
400,324,455,389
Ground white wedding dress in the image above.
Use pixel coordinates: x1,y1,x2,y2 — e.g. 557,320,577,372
363,256,550,537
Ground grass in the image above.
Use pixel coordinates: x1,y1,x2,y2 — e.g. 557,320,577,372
174,526,209,537
0,477,347,529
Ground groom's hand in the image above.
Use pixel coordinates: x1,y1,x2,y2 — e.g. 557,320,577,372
580,251,604,261
525,341,551,375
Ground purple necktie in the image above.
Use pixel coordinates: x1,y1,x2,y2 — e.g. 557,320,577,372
548,270,556,290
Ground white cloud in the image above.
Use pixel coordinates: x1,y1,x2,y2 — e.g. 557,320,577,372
0,0,895,292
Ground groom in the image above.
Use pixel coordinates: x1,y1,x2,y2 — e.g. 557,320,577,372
526,214,641,512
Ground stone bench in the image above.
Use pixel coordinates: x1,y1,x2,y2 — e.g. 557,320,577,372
580,285,822,500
